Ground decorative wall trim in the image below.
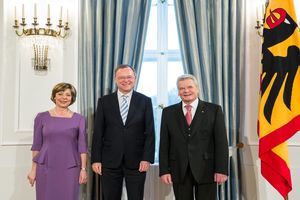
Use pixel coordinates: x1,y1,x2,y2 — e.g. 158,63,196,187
246,141,300,147
1,0,79,146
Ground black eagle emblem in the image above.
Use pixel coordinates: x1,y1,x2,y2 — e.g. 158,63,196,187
261,8,300,123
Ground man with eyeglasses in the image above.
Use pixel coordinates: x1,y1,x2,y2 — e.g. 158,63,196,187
91,64,155,200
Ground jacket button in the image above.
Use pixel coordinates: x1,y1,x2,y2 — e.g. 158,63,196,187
188,134,191,137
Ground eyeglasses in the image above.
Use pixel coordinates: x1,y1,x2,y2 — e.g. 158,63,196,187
116,75,135,80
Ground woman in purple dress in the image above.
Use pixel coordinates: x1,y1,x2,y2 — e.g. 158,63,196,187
27,82,88,200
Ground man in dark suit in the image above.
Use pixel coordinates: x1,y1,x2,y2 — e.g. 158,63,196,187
91,64,155,200
159,74,228,200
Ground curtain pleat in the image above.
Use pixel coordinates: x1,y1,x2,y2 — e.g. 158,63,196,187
78,0,95,199
94,0,151,98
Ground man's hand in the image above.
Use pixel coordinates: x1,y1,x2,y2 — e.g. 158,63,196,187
139,161,150,172
160,174,172,184
92,162,102,175
214,173,228,184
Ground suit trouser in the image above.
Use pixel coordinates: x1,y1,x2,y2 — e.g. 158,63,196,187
101,165,146,200
173,165,217,200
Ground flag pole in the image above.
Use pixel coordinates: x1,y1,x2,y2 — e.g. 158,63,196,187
285,195,288,200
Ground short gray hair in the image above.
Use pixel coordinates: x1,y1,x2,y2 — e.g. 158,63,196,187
176,74,199,89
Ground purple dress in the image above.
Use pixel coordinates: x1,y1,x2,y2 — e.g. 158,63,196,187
31,111,88,200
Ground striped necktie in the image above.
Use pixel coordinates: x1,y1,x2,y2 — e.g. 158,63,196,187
120,95,129,124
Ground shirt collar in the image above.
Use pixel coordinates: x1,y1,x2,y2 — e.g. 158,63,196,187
117,90,133,99
182,98,199,110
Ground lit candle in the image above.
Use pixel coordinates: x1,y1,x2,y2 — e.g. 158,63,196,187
66,9,69,22
22,4,24,18
47,4,50,18
14,6,16,20
256,6,258,20
262,4,265,19
34,3,37,18
60,6,62,20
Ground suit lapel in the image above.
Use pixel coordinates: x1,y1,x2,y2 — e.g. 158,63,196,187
111,92,124,125
175,102,188,139
190,99,206,135
125,91,137,125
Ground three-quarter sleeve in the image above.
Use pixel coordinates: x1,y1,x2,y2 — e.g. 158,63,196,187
31,113,43,151
78,115,88,153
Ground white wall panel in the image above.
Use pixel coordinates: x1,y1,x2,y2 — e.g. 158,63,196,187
0,0,79,199
0,0,78,145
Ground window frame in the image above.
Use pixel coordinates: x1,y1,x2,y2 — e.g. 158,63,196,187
142,0,183,107
137,0,183,163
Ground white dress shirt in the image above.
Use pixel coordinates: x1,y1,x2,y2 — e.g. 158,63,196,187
182,98,199,119
117,90,133,110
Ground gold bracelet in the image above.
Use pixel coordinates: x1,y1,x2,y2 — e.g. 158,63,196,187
81,167,87,171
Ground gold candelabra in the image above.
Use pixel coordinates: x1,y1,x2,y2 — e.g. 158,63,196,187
255,2,268,37
13,18,70,38
12,4,70,71
255,18,264,37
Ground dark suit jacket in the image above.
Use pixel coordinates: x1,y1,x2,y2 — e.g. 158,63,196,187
91,91,155,169
159,99,228,183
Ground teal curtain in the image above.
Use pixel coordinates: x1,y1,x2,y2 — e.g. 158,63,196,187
174,0,245,199
94,0,151,99
78,0,94,199
78,0,152,199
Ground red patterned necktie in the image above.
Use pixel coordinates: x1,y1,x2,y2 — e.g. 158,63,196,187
185,104,192,126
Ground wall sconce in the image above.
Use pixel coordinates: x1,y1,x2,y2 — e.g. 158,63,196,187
12,4,70,71
255,2,268,37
